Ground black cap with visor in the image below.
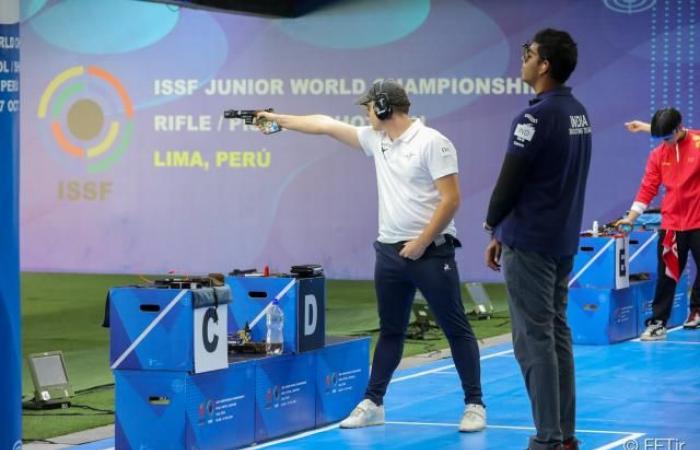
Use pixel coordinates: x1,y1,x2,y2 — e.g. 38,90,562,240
355,79,411,107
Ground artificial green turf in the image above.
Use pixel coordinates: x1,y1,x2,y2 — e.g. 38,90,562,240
326,280,512,356
22,273,143,442
22,386,115,442
21,272,510,441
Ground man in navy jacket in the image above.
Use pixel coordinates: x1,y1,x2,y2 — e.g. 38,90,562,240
484,28,591,450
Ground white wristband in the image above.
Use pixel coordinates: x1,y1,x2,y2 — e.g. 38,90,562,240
630,201,647,216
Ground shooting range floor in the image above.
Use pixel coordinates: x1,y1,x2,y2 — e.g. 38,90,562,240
69,327,700,450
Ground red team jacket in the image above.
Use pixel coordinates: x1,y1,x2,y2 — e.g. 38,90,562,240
635,129,700,231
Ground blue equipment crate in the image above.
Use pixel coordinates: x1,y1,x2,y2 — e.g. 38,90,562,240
628,231,659,277
110,287,231,372
314,336,370,426
255,352,316,442
637,271,689,333
115,361,256,450
571,235,629,289
568,283,638,344
226,275,325,354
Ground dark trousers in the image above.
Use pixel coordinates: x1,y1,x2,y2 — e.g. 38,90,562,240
502,245,575,450
364,239,483,406
652,229,700,325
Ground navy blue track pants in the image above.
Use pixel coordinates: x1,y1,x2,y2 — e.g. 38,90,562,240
364,238,483,406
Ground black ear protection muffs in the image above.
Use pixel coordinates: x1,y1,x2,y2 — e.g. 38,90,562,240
372,81,393,120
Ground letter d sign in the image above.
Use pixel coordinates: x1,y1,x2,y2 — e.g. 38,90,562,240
297,277,325,352
304,294,317,336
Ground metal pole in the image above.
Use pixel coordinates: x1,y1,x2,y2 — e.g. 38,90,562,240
0,1,21,448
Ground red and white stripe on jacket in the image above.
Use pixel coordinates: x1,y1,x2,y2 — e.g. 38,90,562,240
662,230,680,281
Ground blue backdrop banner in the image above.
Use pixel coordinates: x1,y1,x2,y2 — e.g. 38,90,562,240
18,0,700,281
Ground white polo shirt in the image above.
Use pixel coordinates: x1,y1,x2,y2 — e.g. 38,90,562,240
357,119,459,244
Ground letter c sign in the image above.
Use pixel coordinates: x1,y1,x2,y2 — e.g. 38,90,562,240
202,307,219,353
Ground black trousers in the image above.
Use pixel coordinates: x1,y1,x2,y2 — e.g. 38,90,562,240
652,229,700,325
364,238,483,406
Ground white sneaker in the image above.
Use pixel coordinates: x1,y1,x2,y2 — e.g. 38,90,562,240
640,320,667,341
459,403,486,432
683,309,700,329
339,399,385,429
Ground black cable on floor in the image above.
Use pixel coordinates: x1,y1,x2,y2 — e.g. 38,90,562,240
75,383,115,395
70,403,115,414
23,438,62,444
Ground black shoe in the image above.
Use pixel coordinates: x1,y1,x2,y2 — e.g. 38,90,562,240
526,441,565,450
563,437,580,450
527,446,563,450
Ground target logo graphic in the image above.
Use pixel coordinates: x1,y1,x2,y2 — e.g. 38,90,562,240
603,0,656,14
37,66,134,173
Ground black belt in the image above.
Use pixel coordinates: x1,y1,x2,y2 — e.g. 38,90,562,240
389,234,460,251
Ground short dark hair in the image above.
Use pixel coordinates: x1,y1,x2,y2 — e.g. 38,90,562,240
394,103,410,115
651,107,683,137
532,28,578,83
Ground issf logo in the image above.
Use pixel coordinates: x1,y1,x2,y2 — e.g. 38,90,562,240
37,65,134,174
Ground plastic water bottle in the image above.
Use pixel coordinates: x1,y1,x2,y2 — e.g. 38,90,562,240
266,299,284,355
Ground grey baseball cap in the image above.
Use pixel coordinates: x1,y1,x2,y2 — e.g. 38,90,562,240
355,79,411,107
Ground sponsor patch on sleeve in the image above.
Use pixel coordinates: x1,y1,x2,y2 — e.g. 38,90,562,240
440,145,456,158
513,123,536,142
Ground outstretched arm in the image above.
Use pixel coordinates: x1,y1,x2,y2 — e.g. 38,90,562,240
256,111,361,149
624,120,651,133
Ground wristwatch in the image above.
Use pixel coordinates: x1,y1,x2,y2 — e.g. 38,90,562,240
482,222,494,234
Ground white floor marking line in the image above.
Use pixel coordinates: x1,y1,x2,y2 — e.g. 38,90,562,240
242,422,644,450
246,424,340,449
641,340,700,345
391,349,514,384
593,432,646,450
236,349,516,448
84,430,649,450
100,345,658,450
384,421,642,436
